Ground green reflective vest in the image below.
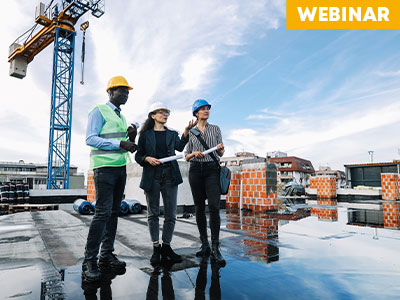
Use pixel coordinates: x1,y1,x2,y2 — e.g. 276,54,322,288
89,104,131,170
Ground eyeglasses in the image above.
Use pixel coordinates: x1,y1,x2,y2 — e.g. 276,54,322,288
199,106,210,111
155,110,170,116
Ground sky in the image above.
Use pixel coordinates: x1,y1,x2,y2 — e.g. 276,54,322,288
1,0,400,177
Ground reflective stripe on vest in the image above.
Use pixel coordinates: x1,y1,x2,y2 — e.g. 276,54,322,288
89,104,131,169
98,132,127,138
90,148,127,155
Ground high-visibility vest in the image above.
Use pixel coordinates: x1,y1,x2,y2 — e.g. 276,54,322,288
89,104,131,170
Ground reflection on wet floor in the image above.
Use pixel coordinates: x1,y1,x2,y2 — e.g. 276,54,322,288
310,198,338,222
82,267,126,299
225,208,279,263
1,202,400,299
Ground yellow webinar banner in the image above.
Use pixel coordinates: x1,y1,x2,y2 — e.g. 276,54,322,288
287,0,400,29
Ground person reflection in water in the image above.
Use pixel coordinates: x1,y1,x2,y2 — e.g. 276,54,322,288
146,261,175,300
195,259,222,300
81,268,126,300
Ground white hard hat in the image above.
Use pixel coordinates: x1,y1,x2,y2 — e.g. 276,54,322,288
149,102,170,114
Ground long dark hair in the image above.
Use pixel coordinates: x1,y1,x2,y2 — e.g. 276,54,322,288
139,113,169,134
139,113,155,134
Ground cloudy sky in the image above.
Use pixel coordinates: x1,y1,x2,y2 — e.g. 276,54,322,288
2,0,400,177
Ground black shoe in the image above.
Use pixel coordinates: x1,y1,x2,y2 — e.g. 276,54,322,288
211,242,226,267
161,244,182,263
196,242,211,257
82,259,102,282
150,245,162,266
99,253,126,271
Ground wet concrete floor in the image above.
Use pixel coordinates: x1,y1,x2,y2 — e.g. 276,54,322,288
0,201,400,299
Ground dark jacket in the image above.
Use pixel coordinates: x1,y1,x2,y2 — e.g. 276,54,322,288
135,128,189,192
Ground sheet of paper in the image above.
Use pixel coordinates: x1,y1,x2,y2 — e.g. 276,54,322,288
159,154,184,163
202,146,218,155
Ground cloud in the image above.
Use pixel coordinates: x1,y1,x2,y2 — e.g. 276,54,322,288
180,48,216,91
227,88,400,170
246,114,283,121
375,70,400,77
1,0,285,175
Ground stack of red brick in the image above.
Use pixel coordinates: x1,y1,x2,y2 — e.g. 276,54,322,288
314,175,337,198
225,163,278,212
381,173,400,228
309,177,317,189
87,171,96,203
226,169,241,208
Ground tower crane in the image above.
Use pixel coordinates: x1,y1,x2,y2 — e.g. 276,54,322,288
8,0,105,189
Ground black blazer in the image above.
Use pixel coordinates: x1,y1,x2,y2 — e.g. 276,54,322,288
135,128,189,192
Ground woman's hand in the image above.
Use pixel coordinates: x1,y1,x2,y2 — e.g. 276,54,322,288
145,156,162,166
184,119,198,137
216,143,224,156
193,151,205,158
186,119,198,130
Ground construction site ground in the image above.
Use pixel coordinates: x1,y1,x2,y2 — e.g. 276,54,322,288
0,203,399,299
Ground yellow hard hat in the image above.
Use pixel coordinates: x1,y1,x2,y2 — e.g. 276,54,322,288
106,76,133,92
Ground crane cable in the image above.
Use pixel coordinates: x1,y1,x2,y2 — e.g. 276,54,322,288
80,21,89,85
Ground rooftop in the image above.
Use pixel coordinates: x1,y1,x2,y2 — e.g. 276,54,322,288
1,201,399,299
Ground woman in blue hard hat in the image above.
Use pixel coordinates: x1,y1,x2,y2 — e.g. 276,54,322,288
135,102,197,266
185,99,226,266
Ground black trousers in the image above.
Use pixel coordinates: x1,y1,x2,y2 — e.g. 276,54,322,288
84,166,126,261
188,162,221,243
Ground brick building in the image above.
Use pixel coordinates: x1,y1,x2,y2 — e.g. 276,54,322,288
267,156,315,187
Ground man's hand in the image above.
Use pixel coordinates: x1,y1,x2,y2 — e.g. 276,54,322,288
120,141,138,153
127,124,137,142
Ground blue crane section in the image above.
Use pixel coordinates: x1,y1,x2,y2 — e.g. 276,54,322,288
8,1,105,189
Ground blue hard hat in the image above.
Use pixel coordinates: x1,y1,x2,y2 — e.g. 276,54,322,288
192,99,211,116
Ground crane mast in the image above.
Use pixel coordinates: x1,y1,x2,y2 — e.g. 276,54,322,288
8,1,105,189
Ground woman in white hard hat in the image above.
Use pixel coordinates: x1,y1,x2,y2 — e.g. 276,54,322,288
185,99,226,266
135,102,197,266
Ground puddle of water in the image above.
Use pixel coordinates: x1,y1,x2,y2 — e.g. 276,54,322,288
1,204,400,299
0,264,41,299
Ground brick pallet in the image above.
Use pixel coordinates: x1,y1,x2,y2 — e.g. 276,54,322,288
0,204,59,214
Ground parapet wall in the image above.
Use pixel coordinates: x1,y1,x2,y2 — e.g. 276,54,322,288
87,161,196,207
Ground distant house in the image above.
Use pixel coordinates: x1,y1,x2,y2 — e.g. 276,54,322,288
344,161,400,188
0,160,84,189
220,152,266,166
267,154,315,186
315,166,346,188
221,151,315,187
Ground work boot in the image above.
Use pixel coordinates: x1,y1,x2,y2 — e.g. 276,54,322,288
161,244,182,263
195,242,211,257
99,253,126,271
150,245,162,266
211,242,226,267
82,259,102,282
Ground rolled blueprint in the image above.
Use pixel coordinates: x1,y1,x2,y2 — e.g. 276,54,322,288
159,154,184,163
202,146,218,155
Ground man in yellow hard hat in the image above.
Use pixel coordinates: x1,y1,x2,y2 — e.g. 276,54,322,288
82,76,137,281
